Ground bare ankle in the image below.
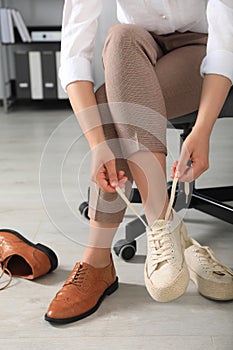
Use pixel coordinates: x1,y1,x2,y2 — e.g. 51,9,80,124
82,247,111,268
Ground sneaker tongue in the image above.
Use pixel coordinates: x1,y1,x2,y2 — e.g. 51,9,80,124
150,219,167,229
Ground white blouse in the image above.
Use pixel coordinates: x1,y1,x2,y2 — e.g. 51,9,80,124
59,0,233,90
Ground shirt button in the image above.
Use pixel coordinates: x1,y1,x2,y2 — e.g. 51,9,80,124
161,15,167,20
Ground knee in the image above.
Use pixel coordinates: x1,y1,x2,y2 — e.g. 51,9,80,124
103,23,145,60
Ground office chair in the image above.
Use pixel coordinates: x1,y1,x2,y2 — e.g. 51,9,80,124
79,88,233,260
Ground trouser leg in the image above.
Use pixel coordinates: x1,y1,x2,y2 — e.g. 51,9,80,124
88,84,133,223
89,24,206,224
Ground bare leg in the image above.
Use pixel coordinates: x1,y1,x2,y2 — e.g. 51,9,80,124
82,220,119,268
128,151,168,226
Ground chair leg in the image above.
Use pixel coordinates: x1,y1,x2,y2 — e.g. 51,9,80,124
189,186,233,224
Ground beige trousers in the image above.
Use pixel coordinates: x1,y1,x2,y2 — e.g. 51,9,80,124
88,23,207,223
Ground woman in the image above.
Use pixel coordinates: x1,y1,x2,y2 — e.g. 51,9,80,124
45,0,233,324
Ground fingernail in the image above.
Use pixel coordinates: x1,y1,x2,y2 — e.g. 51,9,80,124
111,181,117,187
175,171,180,178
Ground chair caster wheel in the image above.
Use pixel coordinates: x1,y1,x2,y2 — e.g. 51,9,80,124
78,201,90,220
113,239,137,261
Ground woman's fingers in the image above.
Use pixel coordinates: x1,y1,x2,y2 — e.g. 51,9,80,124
105,159,119,188
179,160,208,182
96,168,116,192
175,144,191,179
96,165,128,192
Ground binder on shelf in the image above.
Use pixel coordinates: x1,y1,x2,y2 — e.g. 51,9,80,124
7,8,15,43
15,51,31,99
11,9,31,43
55,51,67,99
0,8,15,44
41,51,57,99
31,30,61,42
29,51,43,100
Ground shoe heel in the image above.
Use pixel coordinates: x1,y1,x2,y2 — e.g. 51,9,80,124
36,243,58,272
106,277,119,296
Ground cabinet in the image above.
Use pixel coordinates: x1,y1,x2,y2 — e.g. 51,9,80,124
0,0,67,112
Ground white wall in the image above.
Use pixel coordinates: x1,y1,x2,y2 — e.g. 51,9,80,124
93,0,117,89
6,0,64,26
0,0,117,99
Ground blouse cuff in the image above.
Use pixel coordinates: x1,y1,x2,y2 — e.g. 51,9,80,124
200,50,233,85
59,56,94,91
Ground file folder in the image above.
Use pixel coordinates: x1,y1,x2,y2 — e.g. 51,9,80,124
11,9,32,43
29,51,43,99
0,8,15,44
41,51,57,99
15,51,31,99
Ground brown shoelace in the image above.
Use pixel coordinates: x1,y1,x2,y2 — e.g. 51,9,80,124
65,263,88,288
0,259,13,291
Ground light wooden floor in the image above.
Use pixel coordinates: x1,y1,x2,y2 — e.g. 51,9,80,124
0,105,232,350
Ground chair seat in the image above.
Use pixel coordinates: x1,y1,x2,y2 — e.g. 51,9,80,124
168,87,233,129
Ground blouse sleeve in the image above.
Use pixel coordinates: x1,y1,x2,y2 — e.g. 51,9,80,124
200,0,233,84
59,0,103,90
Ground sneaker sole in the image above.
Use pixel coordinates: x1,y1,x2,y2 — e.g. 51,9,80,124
44,277,119,324
144,259,190,302
189,267,233,301
0,228,58,272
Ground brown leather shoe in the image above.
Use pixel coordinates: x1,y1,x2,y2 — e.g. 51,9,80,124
45,257,118,324
0,229,58,289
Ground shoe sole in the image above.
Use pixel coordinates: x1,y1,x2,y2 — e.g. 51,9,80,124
44,277,119,324
189,267,233,301
0,228,58,272
144,259,189,302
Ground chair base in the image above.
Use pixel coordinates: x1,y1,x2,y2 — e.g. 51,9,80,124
189,186,233,224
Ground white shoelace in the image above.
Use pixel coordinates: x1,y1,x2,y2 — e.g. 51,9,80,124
147,223,175,266
193,245,233,276
116,176,182,231
116,177,186,266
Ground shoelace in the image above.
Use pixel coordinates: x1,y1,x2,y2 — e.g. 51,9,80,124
116,176,183,230
116,177,188,265
0,260,13,291
193,245,233,277
65,264,88,288
147,223,175,266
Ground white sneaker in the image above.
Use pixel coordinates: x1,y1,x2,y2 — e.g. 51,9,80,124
116,177,189,302
185,238,233,301
144,211,190,302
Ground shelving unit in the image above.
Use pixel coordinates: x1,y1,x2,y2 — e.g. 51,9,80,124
0,0,67,112
0,0,11,112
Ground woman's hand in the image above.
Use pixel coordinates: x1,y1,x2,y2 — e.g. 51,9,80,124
170,127,210,182
91,142,128,192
